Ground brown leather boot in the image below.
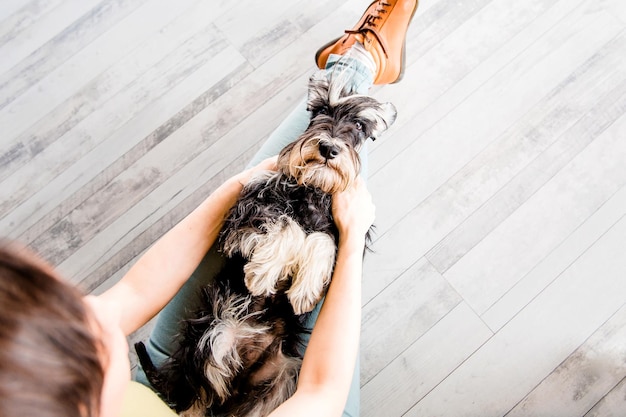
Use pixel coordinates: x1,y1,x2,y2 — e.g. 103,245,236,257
315,0,418,85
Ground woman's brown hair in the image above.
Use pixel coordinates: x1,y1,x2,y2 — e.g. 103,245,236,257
0,244,105,417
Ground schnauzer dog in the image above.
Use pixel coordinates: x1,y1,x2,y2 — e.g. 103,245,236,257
136,69,396,417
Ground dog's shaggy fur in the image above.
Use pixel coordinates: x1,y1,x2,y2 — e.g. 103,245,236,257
136,69,396,417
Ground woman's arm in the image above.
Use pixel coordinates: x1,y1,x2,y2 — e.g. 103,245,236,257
270,177,375,417
98,159,276,336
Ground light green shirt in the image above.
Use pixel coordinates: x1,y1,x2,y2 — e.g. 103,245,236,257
122,381,177,417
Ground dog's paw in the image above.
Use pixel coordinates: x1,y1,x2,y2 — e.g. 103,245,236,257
287,231,336,315
243,263,285,297
288,290,321,315
241,216,307,296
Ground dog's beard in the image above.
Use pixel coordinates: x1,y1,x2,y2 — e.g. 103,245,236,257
277,134,360,194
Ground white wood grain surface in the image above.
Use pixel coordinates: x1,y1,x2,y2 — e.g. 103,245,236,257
1,0,625,415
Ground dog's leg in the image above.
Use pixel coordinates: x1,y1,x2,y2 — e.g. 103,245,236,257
239,216,306,297
287,232,336,315
225,215,336,314
197,291,271,404
180,404,207,417
235,350,301,417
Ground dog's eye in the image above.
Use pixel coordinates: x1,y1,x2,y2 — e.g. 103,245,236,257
355,121,363,131
317,106,329,116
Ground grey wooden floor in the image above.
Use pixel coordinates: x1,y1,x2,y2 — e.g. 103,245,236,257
1,0,626,416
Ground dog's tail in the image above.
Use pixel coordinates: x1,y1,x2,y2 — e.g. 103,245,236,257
228,349,302,417
134,340,197,411
134,285,304,416
134,341,159,386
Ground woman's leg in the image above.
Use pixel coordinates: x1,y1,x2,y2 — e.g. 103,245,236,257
135,55,373,417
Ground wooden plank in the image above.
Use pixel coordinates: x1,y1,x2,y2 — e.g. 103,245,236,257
361,5,624,304
18,56,250,251
360,257,462,383
0,0,100,76
425,35,626,274
0,0,200,149
601,0,626,23
585,377,626,417
370,3,623,235
369,0,587,173
506,305,626,417
215,0,384,69
78,150,258,292
482,183,626,331
0,0,233,184
0,0,64,48
213,0,302,69
61,67,312,288
0,0,148,110
0,1,361,225
405,215,626,417
22,46,247,264
361,303,492,417
368,0,495,157
0,0,31,23
444,110,626,315
287,0,355,33
0,23,231,236
233,0,400,70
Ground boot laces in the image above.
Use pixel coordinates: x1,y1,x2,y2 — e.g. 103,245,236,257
345,1,392,57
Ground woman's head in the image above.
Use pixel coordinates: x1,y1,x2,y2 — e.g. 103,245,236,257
0,243,105,417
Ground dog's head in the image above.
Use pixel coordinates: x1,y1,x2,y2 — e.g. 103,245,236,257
277,71,397,194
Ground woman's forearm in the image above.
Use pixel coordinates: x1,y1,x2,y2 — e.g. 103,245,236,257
100,174,245,335
299,235,364,391
270,234,366,417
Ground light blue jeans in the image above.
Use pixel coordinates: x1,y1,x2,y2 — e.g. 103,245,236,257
135,55,374,417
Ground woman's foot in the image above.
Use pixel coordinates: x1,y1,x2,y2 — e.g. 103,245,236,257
315,0,419,85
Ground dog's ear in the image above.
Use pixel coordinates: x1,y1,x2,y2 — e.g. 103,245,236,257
369,102,397,141
306,71,330,113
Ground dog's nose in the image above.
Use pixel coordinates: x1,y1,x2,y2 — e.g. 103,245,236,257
319,142,340,159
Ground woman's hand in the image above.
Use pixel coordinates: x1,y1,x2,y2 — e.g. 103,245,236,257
332,177,375,245
235,157,278,187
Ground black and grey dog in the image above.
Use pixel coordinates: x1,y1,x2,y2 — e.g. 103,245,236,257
136,69,396,417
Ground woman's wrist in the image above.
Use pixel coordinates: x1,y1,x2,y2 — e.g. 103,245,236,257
235,157,278,187
337,231,366,254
